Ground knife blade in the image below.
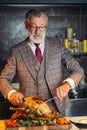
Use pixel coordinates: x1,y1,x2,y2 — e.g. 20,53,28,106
45,96,57,103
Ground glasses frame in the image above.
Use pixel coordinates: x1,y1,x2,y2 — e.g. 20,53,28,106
27,23,47,31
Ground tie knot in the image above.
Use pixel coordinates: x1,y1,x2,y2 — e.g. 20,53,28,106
34,43,40,48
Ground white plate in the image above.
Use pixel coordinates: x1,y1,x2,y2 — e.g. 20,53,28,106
70,117,87,125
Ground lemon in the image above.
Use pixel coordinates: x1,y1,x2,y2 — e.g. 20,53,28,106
0,120,6,130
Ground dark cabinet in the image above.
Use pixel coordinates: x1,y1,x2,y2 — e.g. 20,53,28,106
0,101,13,120
65,98,87,116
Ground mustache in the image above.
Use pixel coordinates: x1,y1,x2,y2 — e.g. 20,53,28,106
32,34,43,37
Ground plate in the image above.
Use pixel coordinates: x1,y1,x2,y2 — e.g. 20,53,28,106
70,117,87,125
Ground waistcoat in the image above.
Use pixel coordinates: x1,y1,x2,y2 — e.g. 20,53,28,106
31,49,58,111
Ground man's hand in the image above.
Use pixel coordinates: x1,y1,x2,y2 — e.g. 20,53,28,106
56,82,70,100
9,92,24,105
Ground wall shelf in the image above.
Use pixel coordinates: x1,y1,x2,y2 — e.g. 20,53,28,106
73,53,87,58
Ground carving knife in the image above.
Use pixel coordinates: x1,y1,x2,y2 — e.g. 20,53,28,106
45,96,57,103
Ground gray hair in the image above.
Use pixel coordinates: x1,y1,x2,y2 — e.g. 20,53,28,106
26,8,48,24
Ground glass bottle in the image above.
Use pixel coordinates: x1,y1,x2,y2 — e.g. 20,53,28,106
70,33,79,53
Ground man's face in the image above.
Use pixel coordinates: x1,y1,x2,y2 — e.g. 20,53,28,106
25,15,47,43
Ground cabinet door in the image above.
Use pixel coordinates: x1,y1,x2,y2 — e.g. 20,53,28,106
65,98,87,116
0,101,14,119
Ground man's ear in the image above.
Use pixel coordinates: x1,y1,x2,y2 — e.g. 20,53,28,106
24,21,28,30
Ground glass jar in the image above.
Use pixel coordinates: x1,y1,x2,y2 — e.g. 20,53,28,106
82,40,87,53
67,28,73,40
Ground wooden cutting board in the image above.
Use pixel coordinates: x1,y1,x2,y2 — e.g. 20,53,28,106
6,124,79,130
0,120,80,130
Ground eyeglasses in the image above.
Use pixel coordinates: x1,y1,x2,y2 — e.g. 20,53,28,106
27,23,47,31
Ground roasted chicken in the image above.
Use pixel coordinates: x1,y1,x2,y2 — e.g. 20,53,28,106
10,95,58,120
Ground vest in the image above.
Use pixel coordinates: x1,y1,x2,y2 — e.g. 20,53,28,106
31,49,58,111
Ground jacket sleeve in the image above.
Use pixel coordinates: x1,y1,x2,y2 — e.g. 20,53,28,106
0,47,16,98
61,42,84,86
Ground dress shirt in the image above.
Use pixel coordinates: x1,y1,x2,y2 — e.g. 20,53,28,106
63,78,76,89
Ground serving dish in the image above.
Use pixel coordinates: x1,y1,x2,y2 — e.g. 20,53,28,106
70,116,87,125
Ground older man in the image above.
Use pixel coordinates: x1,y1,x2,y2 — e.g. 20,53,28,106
0,9,84,114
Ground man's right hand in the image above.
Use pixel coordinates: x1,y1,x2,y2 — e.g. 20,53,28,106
9,92,24,106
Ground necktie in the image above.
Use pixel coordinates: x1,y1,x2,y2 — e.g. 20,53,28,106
34,43,42,63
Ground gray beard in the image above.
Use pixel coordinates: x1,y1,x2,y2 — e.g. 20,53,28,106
29,32,46,43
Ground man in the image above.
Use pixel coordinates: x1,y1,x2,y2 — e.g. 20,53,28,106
0,9,84,114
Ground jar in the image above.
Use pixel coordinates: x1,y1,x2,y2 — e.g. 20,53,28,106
64,38,68,49
67,28,73,39
82,40,87,53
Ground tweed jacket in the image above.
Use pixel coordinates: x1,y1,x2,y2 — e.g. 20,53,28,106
0,37,84,112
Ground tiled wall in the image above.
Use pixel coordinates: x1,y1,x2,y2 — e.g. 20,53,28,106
0,4,87,82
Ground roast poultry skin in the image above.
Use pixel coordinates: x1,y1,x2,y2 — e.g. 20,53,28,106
10,95,58,120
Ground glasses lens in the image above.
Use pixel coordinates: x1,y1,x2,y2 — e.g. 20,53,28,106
28,23,46,31
39,26,46,31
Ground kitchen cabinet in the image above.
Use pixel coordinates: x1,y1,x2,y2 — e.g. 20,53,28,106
65,98,87,117
0,101,14,120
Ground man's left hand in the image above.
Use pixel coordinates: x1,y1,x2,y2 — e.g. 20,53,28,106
56,82,70,100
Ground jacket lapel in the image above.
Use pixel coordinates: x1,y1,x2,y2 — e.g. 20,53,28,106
18,38,36,80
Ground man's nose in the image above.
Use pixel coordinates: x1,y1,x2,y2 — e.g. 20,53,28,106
35,27,40,34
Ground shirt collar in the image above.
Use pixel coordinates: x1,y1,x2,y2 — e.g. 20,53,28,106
28,40,44,48
27,40,45,55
